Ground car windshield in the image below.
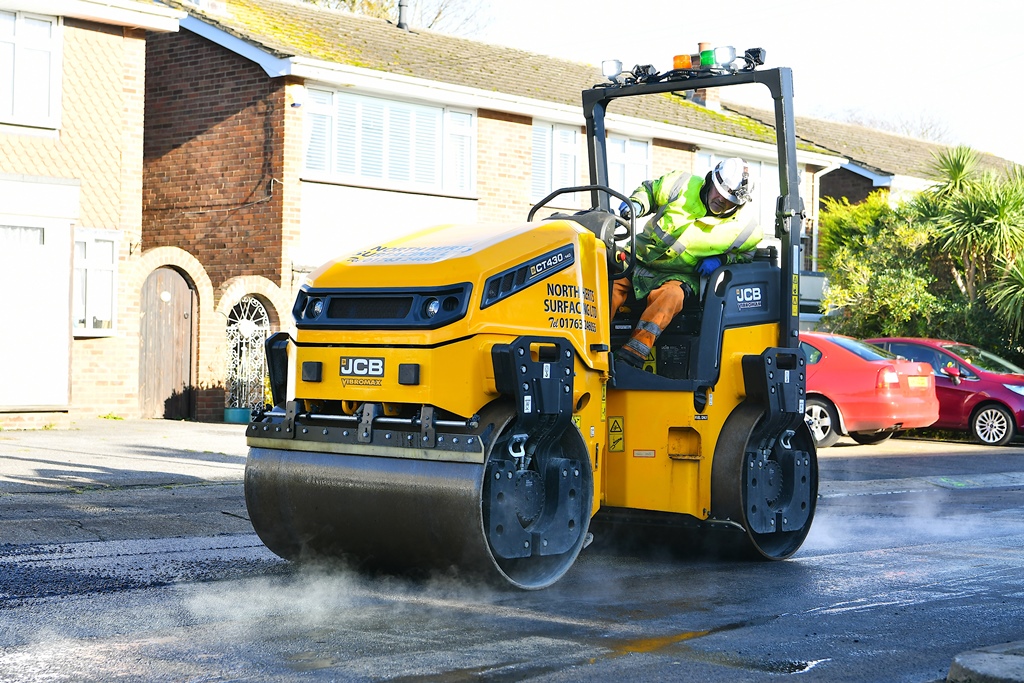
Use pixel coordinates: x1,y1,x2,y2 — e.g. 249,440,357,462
942,344,1024,375
827,335,897,361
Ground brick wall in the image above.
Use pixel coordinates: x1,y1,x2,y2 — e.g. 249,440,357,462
0,20,148,423
475,109,534,223
144,30,285,291
819,167,877,208
651,139,698,178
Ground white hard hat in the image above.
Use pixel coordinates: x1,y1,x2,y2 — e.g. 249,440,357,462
712,157,754,205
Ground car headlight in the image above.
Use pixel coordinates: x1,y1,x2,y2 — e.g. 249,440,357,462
1004,384,1024,396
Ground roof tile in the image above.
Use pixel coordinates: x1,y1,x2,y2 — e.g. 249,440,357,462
160,0,799,148
725,102,1015,178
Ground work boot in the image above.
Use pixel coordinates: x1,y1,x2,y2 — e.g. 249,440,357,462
614,346,646,369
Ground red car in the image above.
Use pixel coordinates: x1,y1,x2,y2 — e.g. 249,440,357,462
866,338,1024,446
800,332,939,448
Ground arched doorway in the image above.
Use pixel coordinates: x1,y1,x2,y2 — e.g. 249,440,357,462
226,295,271,410
139,267,196,419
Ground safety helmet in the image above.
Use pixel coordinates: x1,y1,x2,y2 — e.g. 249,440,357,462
711,157,754,205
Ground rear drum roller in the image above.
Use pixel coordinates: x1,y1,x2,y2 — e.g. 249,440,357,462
244,403,593,589
711,403,818,559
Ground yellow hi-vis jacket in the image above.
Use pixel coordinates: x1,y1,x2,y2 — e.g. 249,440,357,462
626,169,761,298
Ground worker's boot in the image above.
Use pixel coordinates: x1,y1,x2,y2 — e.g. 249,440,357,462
615,320,661,369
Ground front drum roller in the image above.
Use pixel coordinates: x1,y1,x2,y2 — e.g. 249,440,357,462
244,403,593,590
711,402,818,559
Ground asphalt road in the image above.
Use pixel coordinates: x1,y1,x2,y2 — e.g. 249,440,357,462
1,427,1022,682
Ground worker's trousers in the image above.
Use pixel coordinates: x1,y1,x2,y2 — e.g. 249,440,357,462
611,277,686,363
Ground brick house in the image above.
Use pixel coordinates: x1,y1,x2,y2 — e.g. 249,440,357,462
0,0,182,429
137,0,842,421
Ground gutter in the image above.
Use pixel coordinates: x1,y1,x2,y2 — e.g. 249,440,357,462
0,0,184,31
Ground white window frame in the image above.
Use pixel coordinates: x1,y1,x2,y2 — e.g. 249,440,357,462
531,122,582,204
607,135,650,199
73,228,120,337
0,10,62,130
303,87,475,197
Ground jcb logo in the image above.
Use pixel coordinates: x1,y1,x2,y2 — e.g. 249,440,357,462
736,287,762,303
340,357,385,376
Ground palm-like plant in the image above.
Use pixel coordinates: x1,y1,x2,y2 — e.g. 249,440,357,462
936,172,1024,302
988,257,1024,337
922,146,1024,303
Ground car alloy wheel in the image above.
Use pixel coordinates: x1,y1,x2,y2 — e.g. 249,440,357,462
804,397,840,448
971,404,1015,446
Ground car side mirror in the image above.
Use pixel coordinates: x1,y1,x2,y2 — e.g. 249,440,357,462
941,365,961,385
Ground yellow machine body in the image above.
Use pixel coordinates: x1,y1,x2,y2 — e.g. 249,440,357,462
602,323,778,517
245,62,818,590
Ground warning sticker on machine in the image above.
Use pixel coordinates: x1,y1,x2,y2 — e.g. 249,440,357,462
608,416,624,452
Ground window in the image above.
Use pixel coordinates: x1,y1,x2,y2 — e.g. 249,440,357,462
531,122,581,202
607,135,650,198
800,341,822,365
74,229,119,335
304,88,474,195
0,224,43,246
0,11,61,129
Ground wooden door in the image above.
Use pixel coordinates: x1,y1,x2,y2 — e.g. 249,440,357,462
139,267,196,419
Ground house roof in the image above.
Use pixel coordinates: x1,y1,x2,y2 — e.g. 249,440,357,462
156,0,833,154
725,102,1016,180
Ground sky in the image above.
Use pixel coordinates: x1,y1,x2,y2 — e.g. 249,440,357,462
477,0,1024,165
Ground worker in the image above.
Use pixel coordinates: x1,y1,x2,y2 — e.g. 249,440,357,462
612,157,761,368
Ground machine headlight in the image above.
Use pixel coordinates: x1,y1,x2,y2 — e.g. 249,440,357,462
602,60,623,81
423,297,440,318
709,45,737,67
1004,384,1024,396
305,297,324,319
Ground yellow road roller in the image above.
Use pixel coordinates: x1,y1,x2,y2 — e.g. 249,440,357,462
245,47,818,589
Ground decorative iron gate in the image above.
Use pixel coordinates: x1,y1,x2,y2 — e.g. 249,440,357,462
226,296,270,409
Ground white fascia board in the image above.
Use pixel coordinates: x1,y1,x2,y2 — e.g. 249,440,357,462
890,174,932,193
0,0,184,31
290,57,583,122
603,112,844,169
181,15,293,74
841,162,893,187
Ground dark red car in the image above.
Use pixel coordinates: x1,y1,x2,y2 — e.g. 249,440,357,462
800,332,939,448
866,338,1024,446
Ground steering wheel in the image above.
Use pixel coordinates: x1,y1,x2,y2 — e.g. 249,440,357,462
527,184,636,280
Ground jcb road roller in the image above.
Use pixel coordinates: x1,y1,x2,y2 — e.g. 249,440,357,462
245,47,818,589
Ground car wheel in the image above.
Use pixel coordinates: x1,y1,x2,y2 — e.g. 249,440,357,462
804,397,840,448
971,404,1015,446
850,431,893,446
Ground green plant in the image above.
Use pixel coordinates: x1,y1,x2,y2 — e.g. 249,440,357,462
99,413,124,421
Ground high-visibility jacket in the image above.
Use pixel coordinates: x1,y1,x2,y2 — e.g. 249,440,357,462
629,169,761,276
